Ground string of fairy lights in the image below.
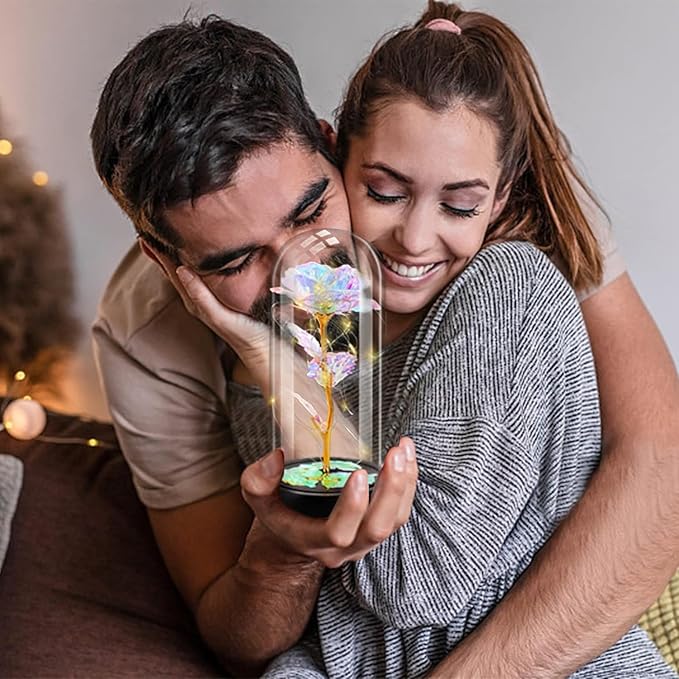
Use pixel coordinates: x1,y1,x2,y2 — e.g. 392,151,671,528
0,137,49,186
0,370,116,449
0,136,115,449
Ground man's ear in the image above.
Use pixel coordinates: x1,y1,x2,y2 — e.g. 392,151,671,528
319,119,337,155
138,237,173,280
137,237,200,316
489,182,513,224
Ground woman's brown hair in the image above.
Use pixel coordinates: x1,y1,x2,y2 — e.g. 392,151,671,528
336,1,604,291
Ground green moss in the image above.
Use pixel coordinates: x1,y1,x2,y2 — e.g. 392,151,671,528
282,462,323,488
331,460,364,472
321,472,351,489
282,459,377,490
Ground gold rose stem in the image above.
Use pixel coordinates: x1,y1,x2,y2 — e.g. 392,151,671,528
317,314,334,474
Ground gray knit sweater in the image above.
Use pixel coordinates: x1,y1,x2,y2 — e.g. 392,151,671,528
227,241,674,678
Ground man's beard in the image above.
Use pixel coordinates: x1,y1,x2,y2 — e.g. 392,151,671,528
247,246,353,328
324,247,352,269
248,293,274,326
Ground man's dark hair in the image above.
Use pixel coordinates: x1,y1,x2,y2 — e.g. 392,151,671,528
91,15,329,261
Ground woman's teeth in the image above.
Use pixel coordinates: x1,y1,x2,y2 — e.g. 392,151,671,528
382,253,437,278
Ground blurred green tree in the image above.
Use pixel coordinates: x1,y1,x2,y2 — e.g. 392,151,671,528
0,114,79,399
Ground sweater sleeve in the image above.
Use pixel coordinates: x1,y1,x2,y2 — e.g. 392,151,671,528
345,410,541,629
342,242,600,629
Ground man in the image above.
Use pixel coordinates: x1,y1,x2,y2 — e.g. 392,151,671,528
91,17,417,677
91,14,679,679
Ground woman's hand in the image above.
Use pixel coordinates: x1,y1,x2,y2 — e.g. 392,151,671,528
175,266,271,389
176,264,363,459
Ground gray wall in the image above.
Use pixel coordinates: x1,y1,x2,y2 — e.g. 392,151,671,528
1,1,677,420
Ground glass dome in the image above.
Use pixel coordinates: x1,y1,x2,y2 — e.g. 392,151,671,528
269,228,383,516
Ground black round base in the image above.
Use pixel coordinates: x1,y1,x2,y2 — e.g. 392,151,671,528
279,457,379,518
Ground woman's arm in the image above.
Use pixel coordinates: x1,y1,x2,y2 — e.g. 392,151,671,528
341,242,597,630
431,272,679,678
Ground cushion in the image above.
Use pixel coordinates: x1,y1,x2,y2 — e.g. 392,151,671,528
0,411,221,677
640,570,679,672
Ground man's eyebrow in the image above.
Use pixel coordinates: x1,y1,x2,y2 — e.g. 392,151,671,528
280,176,330,228
194,244,258,274
362,163,412,184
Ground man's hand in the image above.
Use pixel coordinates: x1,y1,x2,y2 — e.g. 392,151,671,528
428,274,679,678
240,437,418,569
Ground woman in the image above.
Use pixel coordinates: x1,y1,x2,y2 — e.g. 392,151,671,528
178,3,677,677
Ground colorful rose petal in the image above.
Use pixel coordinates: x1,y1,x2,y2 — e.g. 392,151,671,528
307,352,357,387
272,262,379,315
287,323,321,358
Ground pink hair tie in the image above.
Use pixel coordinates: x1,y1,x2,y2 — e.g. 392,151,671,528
425,18,462,34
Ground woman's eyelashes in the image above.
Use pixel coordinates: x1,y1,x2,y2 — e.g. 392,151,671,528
367,185,480,219
441,203,481,219
367,185,403,204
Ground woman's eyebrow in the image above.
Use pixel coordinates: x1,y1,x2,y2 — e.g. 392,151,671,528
362,162,412,184
363,162,489,192
442,179,490,191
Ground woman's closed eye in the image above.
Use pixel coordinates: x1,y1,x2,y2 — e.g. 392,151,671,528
441,203,481,219
367,185,404,204
368,185,480,219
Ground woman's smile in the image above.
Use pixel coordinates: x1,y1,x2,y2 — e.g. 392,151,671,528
377,249,447,287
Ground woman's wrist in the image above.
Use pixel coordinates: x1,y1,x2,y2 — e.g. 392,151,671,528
231,358,257,386
230,349,271,395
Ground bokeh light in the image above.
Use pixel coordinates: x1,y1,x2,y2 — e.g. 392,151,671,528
32,170,49,186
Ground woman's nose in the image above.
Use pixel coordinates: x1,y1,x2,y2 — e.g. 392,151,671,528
392,205,438,257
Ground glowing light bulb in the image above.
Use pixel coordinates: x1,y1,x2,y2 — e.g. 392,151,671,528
87,438,99,447
0,139,13,155
2,399,47,440
14,370,27,382
32,171,49,187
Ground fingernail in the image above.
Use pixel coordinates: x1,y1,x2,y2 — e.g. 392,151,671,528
354,471,367,490
405,441,415,462
393,450,405,472
176,266,193,285
261,449,282,478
